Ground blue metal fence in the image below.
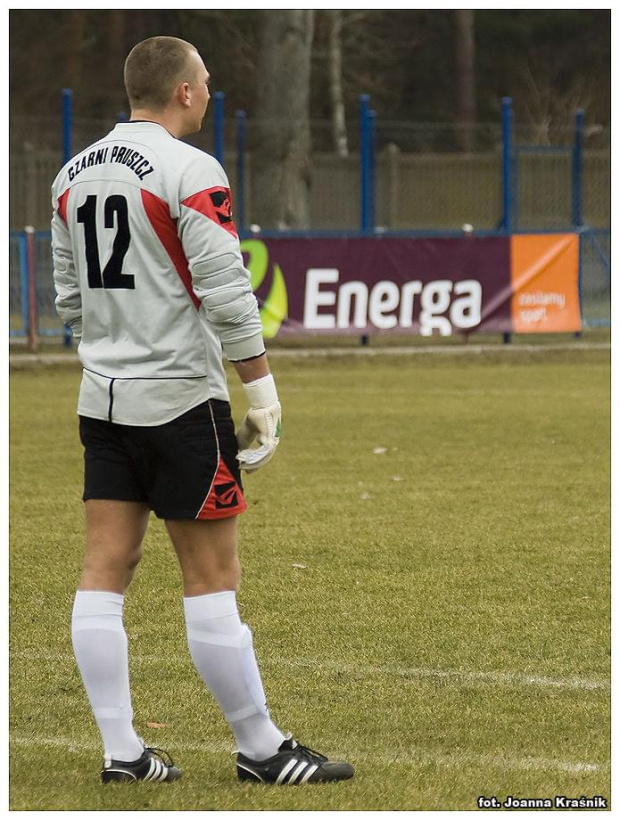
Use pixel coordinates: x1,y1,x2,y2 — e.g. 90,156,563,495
359,94,372,232
9,91,609,344
10,229,61,340
501,97,513,230
62,89,73,165
579,228,611,328
500,99,588,233
235,110,247,233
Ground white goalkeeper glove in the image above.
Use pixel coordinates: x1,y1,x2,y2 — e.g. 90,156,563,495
236,374,281,473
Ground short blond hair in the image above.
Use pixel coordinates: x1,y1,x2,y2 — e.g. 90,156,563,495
124,36,199,110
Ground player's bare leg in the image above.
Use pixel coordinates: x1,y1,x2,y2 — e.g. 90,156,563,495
166,515,286,761
166,516,240,596
79,500,150,593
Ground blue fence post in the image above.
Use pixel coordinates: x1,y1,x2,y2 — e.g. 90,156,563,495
25,226,38,353
235,110,246,234
501,97,513,231
575,228,584,339
501,97,514,344
572,108,585,228
359,94,371,233
213,91,225,166
19,232,29,337
62,88,73,164
573,108,585,338
62,89,74,348
359,98,373,346
368,109,377,232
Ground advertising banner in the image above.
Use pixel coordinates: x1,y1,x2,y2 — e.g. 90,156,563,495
241,233,580,338
510,234,581,333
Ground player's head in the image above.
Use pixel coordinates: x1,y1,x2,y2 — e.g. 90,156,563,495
124,36,210,135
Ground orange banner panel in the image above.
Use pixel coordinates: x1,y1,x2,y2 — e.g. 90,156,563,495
510,234,581,333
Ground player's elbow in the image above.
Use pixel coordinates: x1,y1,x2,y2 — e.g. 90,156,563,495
202,287,257,326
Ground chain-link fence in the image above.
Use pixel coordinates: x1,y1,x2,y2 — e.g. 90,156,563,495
8,233,25,335
9,231,63,338
580,229,611,328
10,115,610,232
9,113,610,342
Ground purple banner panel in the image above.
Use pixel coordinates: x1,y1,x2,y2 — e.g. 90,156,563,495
241,237,513,338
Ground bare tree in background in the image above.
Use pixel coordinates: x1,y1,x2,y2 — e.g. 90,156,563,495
454,9,476,152
109,10,127,114
8,10,610,147
66,10,86,90
327,10,348,157
252,10,315,229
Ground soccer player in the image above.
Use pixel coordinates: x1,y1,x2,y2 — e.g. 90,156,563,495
51,35,353,786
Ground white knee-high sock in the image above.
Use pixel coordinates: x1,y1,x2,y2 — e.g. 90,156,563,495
71,590,144,762
184,591,285,761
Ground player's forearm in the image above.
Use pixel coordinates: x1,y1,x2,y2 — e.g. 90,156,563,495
190,250,266,362
231,352,271,384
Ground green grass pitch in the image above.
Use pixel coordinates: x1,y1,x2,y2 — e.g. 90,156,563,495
9,346,610,810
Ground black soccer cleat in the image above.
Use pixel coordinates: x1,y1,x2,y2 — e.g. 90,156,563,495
101,746,182,783
236,736,354,785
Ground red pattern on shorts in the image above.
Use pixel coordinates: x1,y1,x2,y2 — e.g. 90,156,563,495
197,457,247,520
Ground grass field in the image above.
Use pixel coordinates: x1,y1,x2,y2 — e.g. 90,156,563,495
9,345,610,810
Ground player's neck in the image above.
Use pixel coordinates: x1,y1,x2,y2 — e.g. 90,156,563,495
128,109,189,140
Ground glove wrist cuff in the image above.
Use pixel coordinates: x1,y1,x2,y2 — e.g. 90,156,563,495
242,373,278,409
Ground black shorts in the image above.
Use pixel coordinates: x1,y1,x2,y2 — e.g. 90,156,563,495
79,400,247,520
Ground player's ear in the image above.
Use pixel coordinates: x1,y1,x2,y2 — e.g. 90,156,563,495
176,81,191,108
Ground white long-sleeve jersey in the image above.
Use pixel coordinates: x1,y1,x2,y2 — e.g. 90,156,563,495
51,121,265,425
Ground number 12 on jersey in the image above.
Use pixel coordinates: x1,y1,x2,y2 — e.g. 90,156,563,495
76,194,135,289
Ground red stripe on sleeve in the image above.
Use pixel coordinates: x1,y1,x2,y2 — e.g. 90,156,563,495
57,189,70,223
140,189,201,310
182,187,239,239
